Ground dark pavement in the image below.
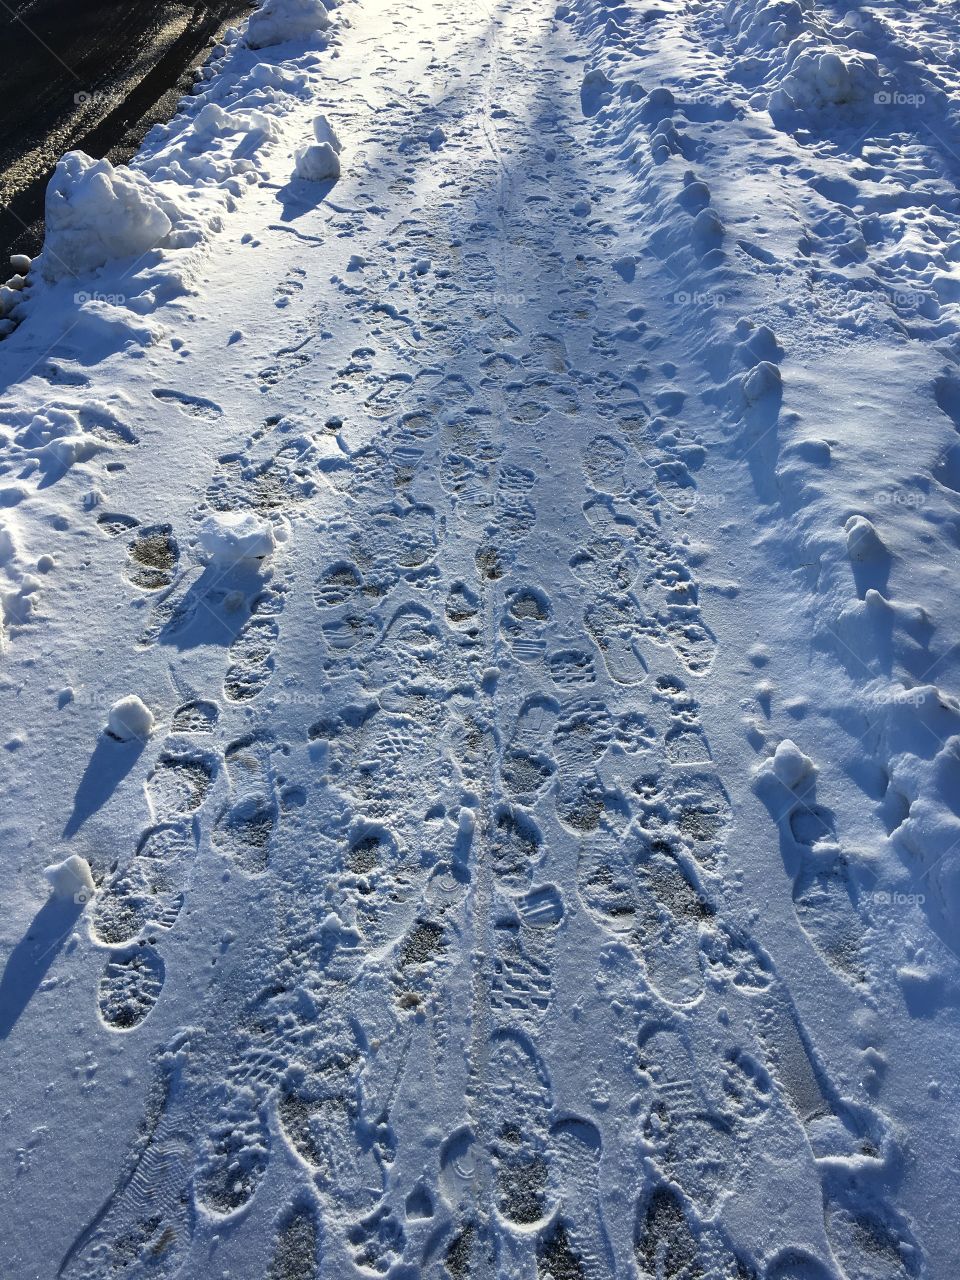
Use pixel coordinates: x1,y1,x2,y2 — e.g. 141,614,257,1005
0,0,254,266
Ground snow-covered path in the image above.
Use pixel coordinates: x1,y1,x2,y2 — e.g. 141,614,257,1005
2,0,960,1276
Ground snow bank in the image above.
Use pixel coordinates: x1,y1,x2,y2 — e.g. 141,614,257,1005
44,854,95,903
42,153,182,283
107,695,155,742
199,512,277,563
246,0,330,49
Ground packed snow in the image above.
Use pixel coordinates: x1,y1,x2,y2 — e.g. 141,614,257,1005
1,0,959,1274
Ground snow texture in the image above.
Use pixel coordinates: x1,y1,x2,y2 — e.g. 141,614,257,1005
1,0,960,1275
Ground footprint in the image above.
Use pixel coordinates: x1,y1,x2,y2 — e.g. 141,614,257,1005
98,945,165,1030
492,806,544,890
125,525,178,591
637,1026,734,1215
487,1030,554,1228
584,597,648,686
171,699,220,733
212,791,278,874
59,1057,193,1278
547,1117,611,1278
195,1088,270,1216
152,387,222,419
92,822,195,943
582,434,628,494
792,854,868,984
552,702,614,778
634,838,712,1007
146,752,214,820
267,1204,320,1280
224,589,284,702
491,887,563,1031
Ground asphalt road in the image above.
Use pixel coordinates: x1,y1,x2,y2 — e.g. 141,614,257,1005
0,0,254,268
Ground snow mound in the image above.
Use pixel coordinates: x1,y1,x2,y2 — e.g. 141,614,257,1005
246,0,330,49
42,152,182,283
199,511,277,563
44,854,95,903
772,43,881,114
108,695,156,742
294,140,341,182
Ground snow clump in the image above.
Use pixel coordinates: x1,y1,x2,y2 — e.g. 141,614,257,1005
107,695,156,742
246,0,330,49
42,152,182,283
199,511,277,563
44,854,96,903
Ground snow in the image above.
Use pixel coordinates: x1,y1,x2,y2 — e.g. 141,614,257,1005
42,152,178,282
246,0,330,50
44,854,96,903
107,695,156,742
294,139,341,181
199,511,278,563
1,0,960,1273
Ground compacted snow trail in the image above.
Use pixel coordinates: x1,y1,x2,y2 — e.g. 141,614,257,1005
2,0,960,1276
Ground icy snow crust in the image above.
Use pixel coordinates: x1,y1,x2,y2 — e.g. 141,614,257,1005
1,0,960,1275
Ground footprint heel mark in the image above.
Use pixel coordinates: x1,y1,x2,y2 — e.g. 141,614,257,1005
267,1202,321,1280
487,1029,555,1229
98,944,165,1031
58,1051,194,1279
125,524,179,591
92,822,196,944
